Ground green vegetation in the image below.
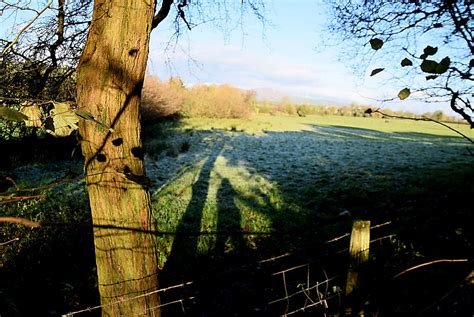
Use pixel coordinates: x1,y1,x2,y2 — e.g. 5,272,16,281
140,75,464,125
178,114,473,137
141,76,256,120
2,114,473,315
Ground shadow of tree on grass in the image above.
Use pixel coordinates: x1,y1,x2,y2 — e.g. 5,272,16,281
2,120,473,316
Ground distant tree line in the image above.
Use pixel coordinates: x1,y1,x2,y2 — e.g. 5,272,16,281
256,100,463,123
141,76,256,120
1,63,464,142
326,0,473,127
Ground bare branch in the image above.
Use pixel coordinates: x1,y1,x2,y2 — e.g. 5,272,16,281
393,259,469,279
176,0,192,31
0,216,41,227
152,0,174,30
371,108,474,145
0,0,54,58
0,237,20,246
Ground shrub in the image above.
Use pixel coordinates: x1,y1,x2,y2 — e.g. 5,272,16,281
183,84,254,119
141,77,256,120
141,76,186,121
255,102,272,114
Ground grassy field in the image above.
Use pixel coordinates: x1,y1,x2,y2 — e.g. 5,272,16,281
179,113,474,136
2,114,473,316
143,114,473,259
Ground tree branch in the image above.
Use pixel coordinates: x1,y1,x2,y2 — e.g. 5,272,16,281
152,0,174,30
0,0,54,58
369,108,474,145
0,216,41,227
0,194,47,205
448,91,474,128
393,259,469,279
176,0,192,31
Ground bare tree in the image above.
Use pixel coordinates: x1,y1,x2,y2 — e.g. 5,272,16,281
0,0,92,100
326,0,473,127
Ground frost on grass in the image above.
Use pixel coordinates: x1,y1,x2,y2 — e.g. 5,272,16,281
4,117,470,262
146,123,472,260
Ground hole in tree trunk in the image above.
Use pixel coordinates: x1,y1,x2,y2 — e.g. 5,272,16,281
96,154,107,162
131,147,144,160
112,138,123,146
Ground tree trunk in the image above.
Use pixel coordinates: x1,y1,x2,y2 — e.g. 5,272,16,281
76,1,160,315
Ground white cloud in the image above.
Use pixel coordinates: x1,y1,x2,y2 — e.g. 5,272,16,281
148,42,452,113
147,43,365,101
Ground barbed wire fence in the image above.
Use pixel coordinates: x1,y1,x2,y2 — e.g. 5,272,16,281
2,175,469,316
55,221,394,316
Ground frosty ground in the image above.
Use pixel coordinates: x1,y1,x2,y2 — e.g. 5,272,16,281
3,114,473,316
140,115,474,267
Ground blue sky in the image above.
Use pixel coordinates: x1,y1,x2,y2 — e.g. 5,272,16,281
148,1,362,101
148,0,457,116
0,0,457,116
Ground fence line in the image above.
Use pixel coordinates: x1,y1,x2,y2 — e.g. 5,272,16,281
56,221,396,316
268,262,340,316
146,296,196,314
334,234,396,255
62,281,194,316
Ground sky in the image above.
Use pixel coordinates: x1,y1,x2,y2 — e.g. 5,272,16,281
0,0,459,116
147,0,457,116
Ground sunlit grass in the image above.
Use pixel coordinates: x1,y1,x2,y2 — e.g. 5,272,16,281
153,155,277,267
179,114,474,139
4,113,473,272
147,114,473,268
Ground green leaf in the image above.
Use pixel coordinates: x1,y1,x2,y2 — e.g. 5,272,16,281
398,88,411,100
76,109,114,133
439,56,450,66
423,45,438,56
48,102,78,137
75,110,95,121
420,53,428,60
426,75,438,80
421,57,450,74
470,59,474,68
369,38,384,50
370,68,384,76
435,56,450,74
420,59,439,74
401,58,413,67
459,18,468,26
0,107,29,122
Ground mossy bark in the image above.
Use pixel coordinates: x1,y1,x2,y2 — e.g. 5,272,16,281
76,1,160,315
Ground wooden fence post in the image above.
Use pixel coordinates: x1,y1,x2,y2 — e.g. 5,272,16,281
345,220,370,315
